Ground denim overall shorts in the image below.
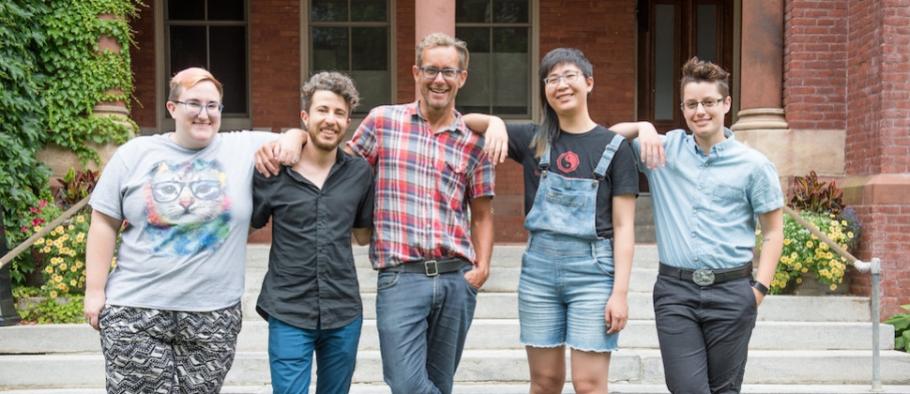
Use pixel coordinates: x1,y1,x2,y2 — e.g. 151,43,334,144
517,134,625,352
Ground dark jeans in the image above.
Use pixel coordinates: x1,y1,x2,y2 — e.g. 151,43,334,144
653,274,758,394
376,264,478,394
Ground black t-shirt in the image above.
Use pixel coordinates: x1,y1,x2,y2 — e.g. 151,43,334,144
507,123,639,239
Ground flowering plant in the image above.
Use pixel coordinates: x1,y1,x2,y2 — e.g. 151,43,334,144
34,212,90,298
770,211,856,293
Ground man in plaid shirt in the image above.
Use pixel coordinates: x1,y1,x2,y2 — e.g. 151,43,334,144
345,33,495,394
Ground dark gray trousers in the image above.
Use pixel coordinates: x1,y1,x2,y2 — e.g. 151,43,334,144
653,274,758,394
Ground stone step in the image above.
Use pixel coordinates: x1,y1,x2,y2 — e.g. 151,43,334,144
8,384,910,394
0,320,894,355
239,292,874,322
244,244,663,270
245,266,660,294
2,350,909,388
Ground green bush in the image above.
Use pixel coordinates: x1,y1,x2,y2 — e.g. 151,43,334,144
886,304,910,353
12,287,84,324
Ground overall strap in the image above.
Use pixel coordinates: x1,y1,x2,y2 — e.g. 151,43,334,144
538,143,551,171
593,134,626,180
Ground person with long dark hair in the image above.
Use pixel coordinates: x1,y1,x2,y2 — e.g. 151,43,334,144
465,47,638,394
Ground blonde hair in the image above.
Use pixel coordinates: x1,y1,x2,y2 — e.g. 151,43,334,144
416,33,469,70
168,67,224,101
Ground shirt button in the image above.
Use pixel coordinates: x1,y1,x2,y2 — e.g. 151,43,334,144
690,232,696,237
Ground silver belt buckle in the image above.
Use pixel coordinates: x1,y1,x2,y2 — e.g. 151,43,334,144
692,269,715,286
424,260,439,277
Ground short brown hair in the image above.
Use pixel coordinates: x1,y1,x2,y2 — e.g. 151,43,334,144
168,67,223,101
416,33,470,70
301,71,360,112
679,57,730,97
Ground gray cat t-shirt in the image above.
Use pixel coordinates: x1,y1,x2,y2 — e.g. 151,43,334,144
90,131,276,311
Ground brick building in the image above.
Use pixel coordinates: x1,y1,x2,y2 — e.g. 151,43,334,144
126,0,909,318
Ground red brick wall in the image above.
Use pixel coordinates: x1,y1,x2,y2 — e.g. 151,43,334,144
129,3,156,129
840,0,910,318
783,0,847,130
249,0,301,131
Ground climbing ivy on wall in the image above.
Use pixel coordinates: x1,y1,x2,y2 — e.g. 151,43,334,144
0,0,139,284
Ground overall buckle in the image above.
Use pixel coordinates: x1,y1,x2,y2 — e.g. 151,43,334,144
424,260,439,277
692,269,716,286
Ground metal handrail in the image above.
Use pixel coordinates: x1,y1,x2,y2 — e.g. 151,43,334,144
0,197,90,270
783,205,883,392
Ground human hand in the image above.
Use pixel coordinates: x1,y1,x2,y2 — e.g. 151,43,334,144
83,289,106,331
638,122,665,169
604,292,628,334
483,118,508,164
463,265,489,290
752,287,765,307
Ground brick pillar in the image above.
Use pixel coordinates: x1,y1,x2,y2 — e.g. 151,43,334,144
415,0,454,41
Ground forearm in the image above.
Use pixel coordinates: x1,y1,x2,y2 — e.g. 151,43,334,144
463,114,493,133
609,122,647,140
85,212,120,295
352,228,372,246
469,199,494,270
611,197,636,296
756,209,784,286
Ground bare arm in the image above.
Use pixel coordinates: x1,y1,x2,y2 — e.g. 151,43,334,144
352,228,372,246
462,114,508,164
754,208,784,305
83,210,122,330
254,128,308,177
464,196,494,289
605,194,635,334
609,121,665,169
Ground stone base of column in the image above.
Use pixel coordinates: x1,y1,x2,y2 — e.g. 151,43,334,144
733,126,845,178
731,108,789,131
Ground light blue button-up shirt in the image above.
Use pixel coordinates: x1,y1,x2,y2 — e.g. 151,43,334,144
633,128,783,270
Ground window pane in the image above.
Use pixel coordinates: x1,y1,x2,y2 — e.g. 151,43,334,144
312,0,347,22
208,0,245,21
210,27,247,114
312,27,349,71
696,4,717,62
654,4,675,121
492,27,528,114
456,0,491,23
351,70,390,113
168,0,204,20
169,26,207,71
455,27,490,113
493,0,528,23
352,28,387,71
351,0,386,21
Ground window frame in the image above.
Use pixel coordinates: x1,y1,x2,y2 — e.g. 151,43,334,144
156,0,252,133
455,0,537,120
303,0,395,118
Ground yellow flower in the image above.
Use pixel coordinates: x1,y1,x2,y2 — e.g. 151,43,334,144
60,263,68,271
35,238,45,245
801,267,809,273
847,231,854,239
44,266,53,274
49,291,58,298
42,246,51,253
830,284,837,291
70,266,77,273
790,252,798,260
806,241,814,248
796,277,803,284
76,233,85,243
54,226,64,235
70,279,77,286
784,238,792,245
68,224,75,231
819,242,829,250
76,215,85,223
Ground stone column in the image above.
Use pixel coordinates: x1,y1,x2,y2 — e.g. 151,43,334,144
732,0,788,132
415,0,455,41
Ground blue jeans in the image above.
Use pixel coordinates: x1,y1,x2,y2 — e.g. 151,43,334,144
268,315,362,394
376,264,478,394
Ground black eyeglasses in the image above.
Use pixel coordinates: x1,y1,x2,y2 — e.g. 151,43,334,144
419,66,463,80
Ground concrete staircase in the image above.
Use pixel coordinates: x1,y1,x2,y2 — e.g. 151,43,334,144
2,244,909,393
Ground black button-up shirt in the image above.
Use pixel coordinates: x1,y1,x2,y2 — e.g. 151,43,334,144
251,150,374,330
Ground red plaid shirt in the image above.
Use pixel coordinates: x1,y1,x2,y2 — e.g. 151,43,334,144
347,102,495,269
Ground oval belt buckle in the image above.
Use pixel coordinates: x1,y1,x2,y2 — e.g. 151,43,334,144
692,269,716,286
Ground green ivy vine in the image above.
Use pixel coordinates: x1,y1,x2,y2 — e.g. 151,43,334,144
0,0,139,285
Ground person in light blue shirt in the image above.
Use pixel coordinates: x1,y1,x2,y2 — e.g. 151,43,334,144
611,57,784,393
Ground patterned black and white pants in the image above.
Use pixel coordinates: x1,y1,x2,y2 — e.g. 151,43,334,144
99,304,242,394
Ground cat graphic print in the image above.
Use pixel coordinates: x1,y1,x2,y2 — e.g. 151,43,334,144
144,159,232,256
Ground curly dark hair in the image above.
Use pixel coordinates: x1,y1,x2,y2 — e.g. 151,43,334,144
301,71,360,112
679,57,730,97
